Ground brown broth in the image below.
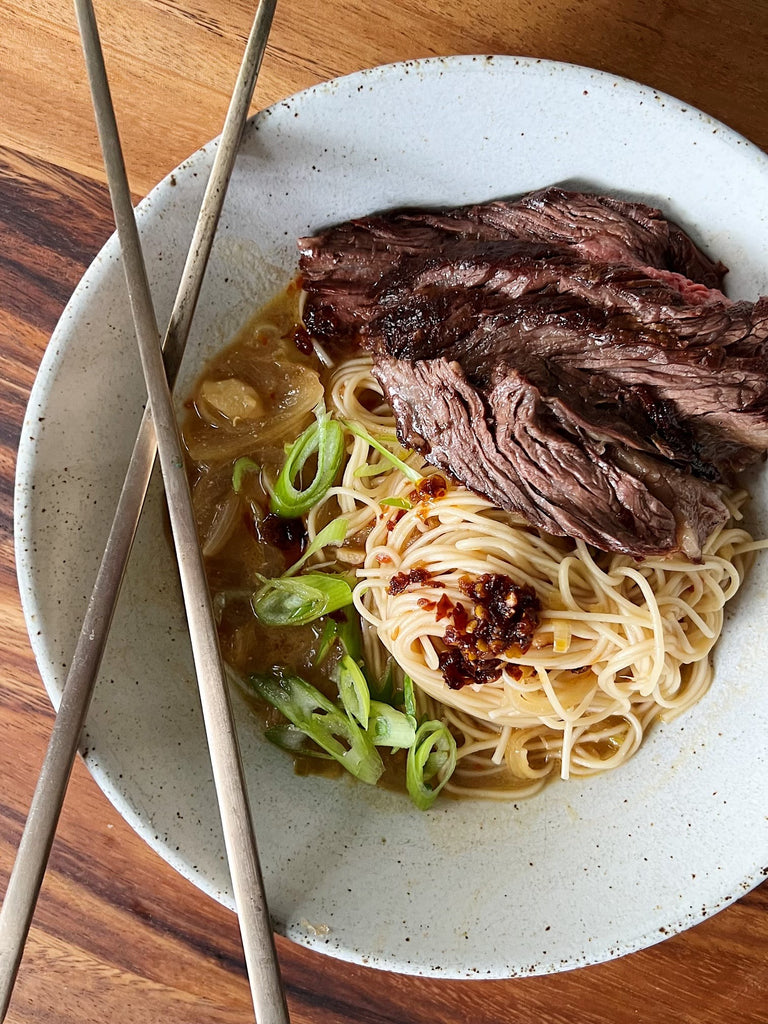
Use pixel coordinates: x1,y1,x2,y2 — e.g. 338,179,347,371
182,285,414,789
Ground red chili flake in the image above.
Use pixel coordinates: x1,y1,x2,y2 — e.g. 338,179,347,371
438,648,504,689
386,566,446,597
458,573,540,655
409,474,447,503
438,574,541,690
452,602,468,632
385,508,407,532
376,554,393,565
417,598,437,611
387,565,432,596
435,593,454,621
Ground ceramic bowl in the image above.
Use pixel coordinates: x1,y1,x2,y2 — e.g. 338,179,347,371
15,56,768,977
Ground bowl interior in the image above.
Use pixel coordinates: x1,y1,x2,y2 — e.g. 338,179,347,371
15,55,768,978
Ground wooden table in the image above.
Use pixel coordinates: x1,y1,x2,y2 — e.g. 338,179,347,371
2,2,767,1021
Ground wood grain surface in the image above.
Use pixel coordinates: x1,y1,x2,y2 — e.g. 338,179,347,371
2,1,768,1021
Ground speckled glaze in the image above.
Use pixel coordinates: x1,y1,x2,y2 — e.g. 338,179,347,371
14,56,768,978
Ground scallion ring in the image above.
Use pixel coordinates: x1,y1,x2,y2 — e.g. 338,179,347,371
271,406,345,517
406,720,457,810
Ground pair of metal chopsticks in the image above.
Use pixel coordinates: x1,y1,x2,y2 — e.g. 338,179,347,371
0,2,288,1021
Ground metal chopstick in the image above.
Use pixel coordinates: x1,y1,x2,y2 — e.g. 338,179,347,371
74,1,288,1018
0,2,286,1021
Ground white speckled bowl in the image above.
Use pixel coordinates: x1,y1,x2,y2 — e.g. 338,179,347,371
15,56,768,977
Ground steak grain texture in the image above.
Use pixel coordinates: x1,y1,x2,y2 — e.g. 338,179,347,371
299,188,768,558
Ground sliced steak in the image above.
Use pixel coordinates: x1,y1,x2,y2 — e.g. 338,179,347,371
458,188,726,288
375,355,727,558
297,187,765,558
298,187,727,342
366,286,768,477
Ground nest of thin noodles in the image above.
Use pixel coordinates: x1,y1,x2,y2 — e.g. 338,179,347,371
310,354,763,800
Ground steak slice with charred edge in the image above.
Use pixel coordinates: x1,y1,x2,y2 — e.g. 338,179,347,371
298,187,727,342
297,188,765,558
374,355,728,559
366,283,768,478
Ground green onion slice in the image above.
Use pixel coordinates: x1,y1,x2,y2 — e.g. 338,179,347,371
342,420,422,484
380,496,413,510
313,608,363,667
368,701,417,749
271,406,345,517
402,674,417,718
336,609,363,663
264,723,333,760
334,653,371,729
313,618,338,667
406,720,457,810
232,456,260,493
283,517,349,578
251,573,352,626
371,657,395,703
249,671,383,784
352,461,390,479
